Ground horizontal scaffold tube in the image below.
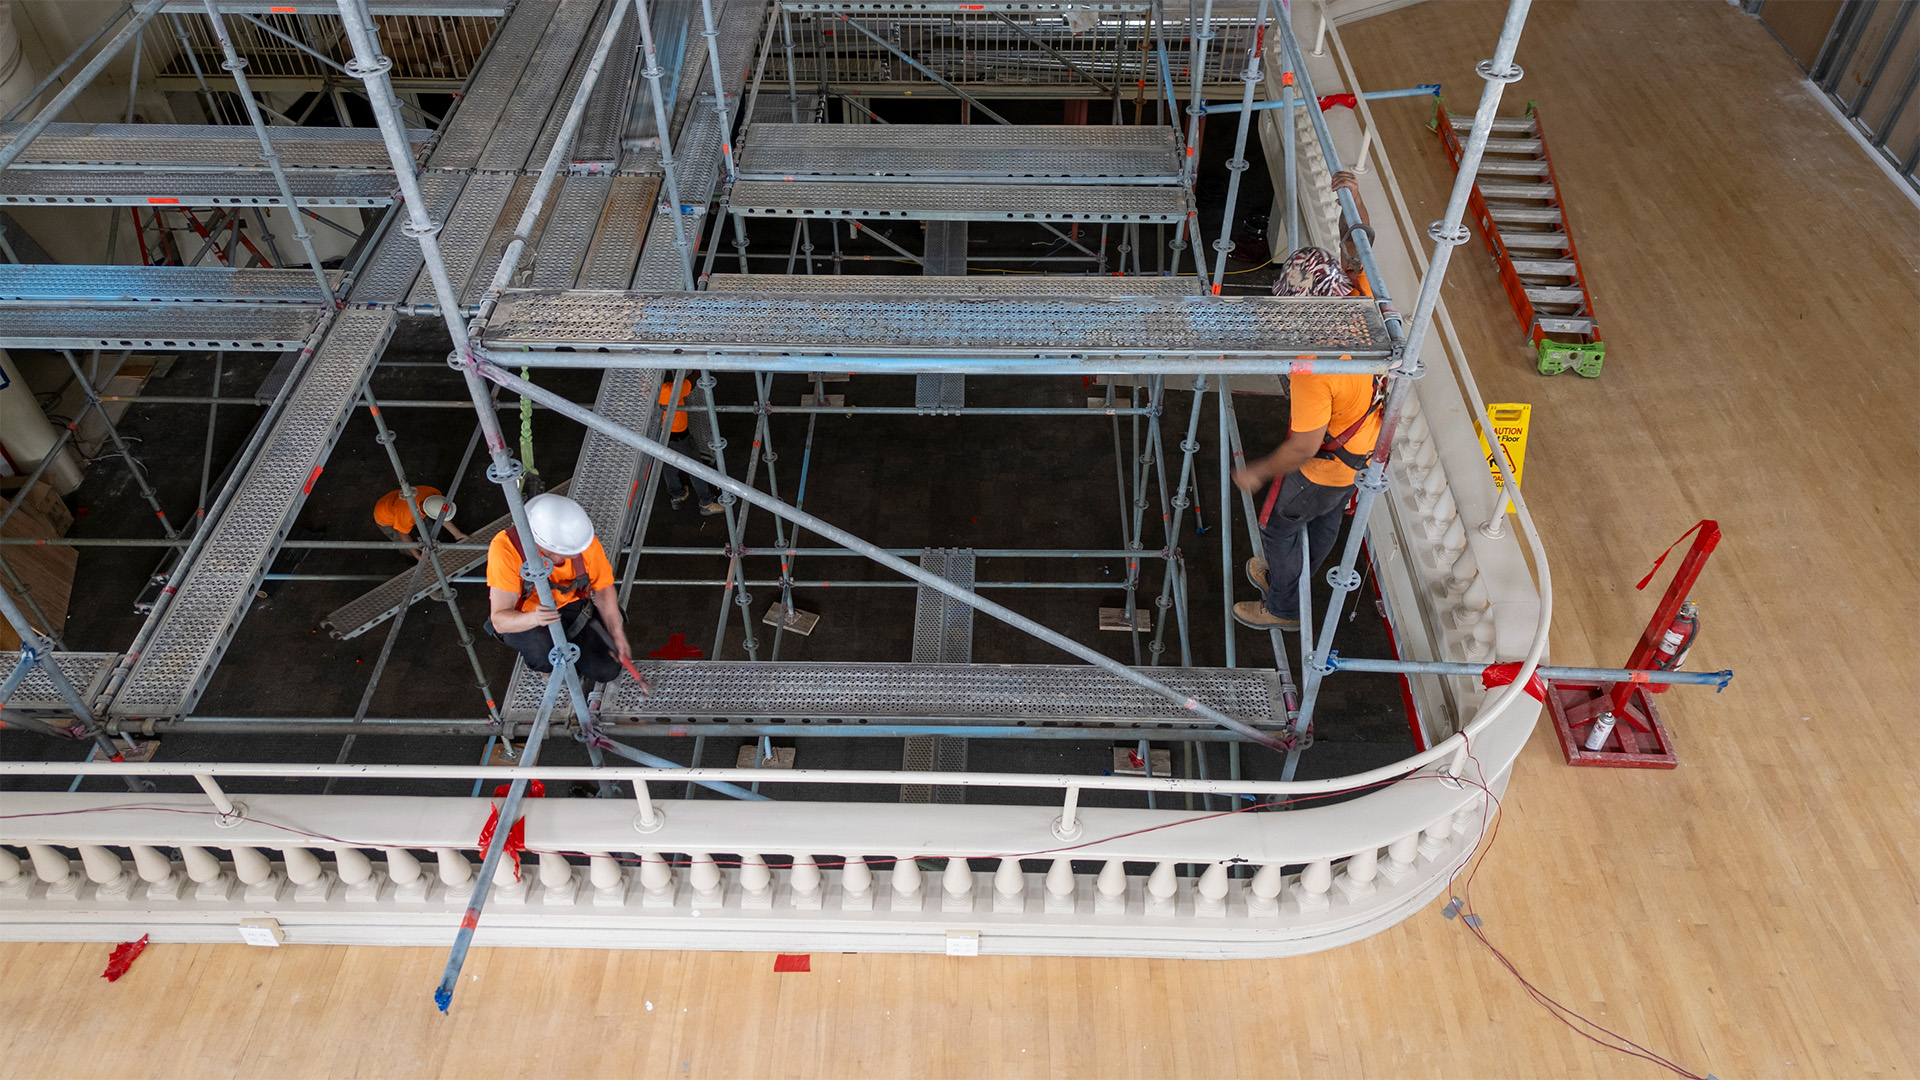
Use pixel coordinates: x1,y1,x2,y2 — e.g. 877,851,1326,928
478,350,1393,377
1325,655,1732,690
473,358,1288,751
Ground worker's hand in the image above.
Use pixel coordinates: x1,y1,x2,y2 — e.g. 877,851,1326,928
1233,465,1267,493
616,635,633,665
528,604,561,628
1330,170,1359,196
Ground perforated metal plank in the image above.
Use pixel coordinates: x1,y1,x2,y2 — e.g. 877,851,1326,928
460,175,541,305
578,177,658,288
161,1,504,12
404,172,516,307
524,0,632,169
575,2,641,164
739,123,1180,180
0,122,429,171
0,266,338,305
478,0,601,172
782,1,1148,11
482,290,1392,360
630,111,721,290
428,0,560,169
110,309,396,718
730,179,1185,222
902,548,975,802
570,660,1285,724
914,373,965,412
320,480,572,641
0,171,394,207
0,306,322,351
532,175,613,289
707,273,1197,296
0,652,118,711
347,171,466,305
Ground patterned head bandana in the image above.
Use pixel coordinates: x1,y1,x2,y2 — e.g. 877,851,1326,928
1271,247,1353,297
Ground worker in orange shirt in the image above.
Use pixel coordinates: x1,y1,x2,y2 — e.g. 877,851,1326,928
373,486,469,561
659,377,723,515
484,493,630,685
1233,170,1383,632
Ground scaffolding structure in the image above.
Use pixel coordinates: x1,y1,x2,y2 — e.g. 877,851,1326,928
0,0,1558,992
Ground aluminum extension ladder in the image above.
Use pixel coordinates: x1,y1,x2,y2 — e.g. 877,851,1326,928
1435,101,1606,377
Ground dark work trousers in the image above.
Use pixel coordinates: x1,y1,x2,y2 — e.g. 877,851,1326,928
664,430,716,503
1258,471,1356,621
491,600,623,685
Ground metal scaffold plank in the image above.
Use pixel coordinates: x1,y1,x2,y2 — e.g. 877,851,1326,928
0,172,395,207
404,172,516,307
525,0,637,169
523,659,1285,724
706,273,1199,296
904,548,976,803
729,179,1186,222
427,0,561,170
0,652,119,712
109,310,397,718
480,290,1393,361
532,175,614,289
0,123,430,172
461,175,543,305
738,123,1181,181
782,1,1150,11
478,0,602,172
0,306,324,351
159,1,506,12
577,176,657,288
348,171,466,305
320,481,571,641
0,266,339,305
914,373,965,412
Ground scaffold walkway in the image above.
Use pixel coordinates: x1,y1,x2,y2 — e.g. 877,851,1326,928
737,124,1182,181
704,273,1199,296
0,122,431,171
108,309,397,718
0,652,119,714
0,266,340,304
903,548,976,803
0,171,397,207
0,305,325,351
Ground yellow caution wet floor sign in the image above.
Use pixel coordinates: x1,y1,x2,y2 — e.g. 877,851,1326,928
1479,403,1530,513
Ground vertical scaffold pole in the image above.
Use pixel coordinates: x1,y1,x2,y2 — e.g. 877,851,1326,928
631,0,698,289
1206,0,1273,292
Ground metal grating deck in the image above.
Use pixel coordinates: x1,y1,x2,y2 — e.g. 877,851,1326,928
476,0,600,172
0,171,395,207
109,310,397,718
728,179,1187,222
531,175,613,289
914,373,966,412
460,176,543,304
479,290,1393,361
426,0,560,169
577,176,657,288
0,123,430,171
577,660,1285,725
705,273,1199,296
347,171,466,305
904,548,976,802
0,266,339,305
404,172,517,307
0,306,324,351
0,652,119,712
739,123,1181,180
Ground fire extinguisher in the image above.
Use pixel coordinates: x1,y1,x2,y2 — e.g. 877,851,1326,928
1646,601,1698,695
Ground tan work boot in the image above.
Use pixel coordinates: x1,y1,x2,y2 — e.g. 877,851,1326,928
1246,557,1269,592
1232,600,1300,632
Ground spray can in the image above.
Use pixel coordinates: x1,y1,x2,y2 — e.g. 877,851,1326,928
1583,712,1617,752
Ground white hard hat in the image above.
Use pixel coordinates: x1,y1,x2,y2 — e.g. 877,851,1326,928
419,494,454,522
525,493,594,555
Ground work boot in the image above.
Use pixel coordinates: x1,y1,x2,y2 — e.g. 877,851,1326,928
671,490,689,510
1245,557,1269,592
698,499,725,517
1232,600,1299,632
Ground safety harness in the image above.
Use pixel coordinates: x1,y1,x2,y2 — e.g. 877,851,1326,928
499,526,596,635
1259,376,1386,526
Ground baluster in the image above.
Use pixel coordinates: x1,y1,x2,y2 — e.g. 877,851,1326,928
1452,795,1486,838
129,845,180,900
1335,847,1379,901
1094,859,1127,914
1413,464,1450,511
1418,811,1456,859
687,852,724,908
638,851,677,908
1438,516,1469,560
789,854,823,911
180,845,231,900
80,845,132,900
1043,858,1076,914
992,858,1025,914
1194,862,1229,917
841,855,873,912
890,855,923,911
1454,579,1491,629
1289,858,1331,913
283,846,333,902
1246,863,1283,916
942,857,974,912
539,852,578,904
334,847,379,902
28,844,77,898
1445,548,1480,597
433,848,472,891
231,846,283,901
1379,833,1421,885
588,853,630,907
386,847,428,902
739,854,773,910
1144,861,1178,917
1422,490,1460,539
0,846,26,898
1465,617,1496,660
